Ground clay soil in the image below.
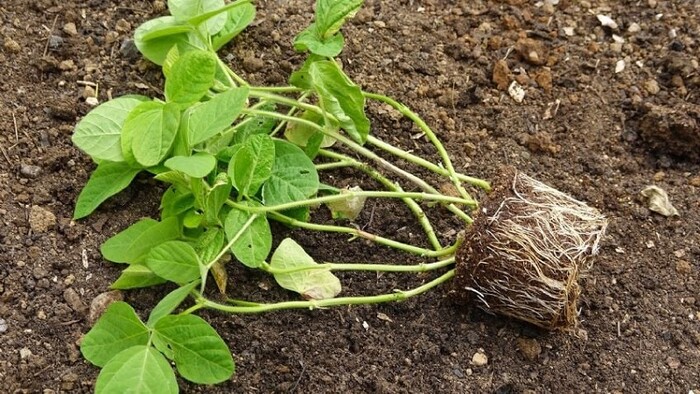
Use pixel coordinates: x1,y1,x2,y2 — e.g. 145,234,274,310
1,0,699,392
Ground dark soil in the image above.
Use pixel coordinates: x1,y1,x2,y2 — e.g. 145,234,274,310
1,0,699,392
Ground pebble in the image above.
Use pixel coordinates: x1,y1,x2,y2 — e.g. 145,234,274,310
243,56,265,73
644,79,660,95
471,350,488,366
516,38,547,66
20,164,42,178
119,39,139,60
492,59,511,90
63,22,78,36
3,37,21,53
20,347,32,360
628,23,641,33
666,356,681,369
89,291,123,323
48,35,64,49
0,318,7,333
58,59,75,71
615,60,625,73
689,177,700,187
563,27,575,36
29,205,56,233
516,338,542,361
676,260,692,275
63,288,88,314
115,19,131,33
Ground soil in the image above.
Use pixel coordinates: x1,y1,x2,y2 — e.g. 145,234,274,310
1,0,699,393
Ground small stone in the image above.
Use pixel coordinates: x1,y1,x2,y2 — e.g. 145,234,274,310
20,348,33,360
58,59,75,71
242,56,264,73
610,43,623,53
563,27,575,36
653,171,665,181
676,260,692,275
508,81,526,103
689,177,700,187
29,205,56,233
3,37,21,53
666,356,681,369
0,318,7,333
48,35,64,49
63,288,88,314
615,60,626,73
471,350,488,366
534,68,553,93
20,164,42,178
516,338,542,361
516,38,548,66
644,79,660,95
628,23,641,33
82,85,96,99
115,19,131,33
492,59,511,90
153,0,166,12
105,31,120,44
119,39,139,60
597,15,619,29
63,22,78,36
89,291,124,324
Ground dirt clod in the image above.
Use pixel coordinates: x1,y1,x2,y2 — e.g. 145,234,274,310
29,205,56,233
516,338,542,361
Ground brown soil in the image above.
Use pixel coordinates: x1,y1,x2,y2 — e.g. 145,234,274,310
1,0,699,392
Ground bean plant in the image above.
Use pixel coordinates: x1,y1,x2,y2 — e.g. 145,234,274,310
72,0,490,392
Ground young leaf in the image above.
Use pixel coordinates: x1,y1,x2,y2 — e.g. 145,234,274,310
162,46,180,79
271,238,341,300
164,153,217,178
154,314,235,384
155,170,190,190
284,110,336,149
134,16,195,65
168,0,227,35
160,187,195,219
146,241,202,284
289,54,323,90
128,102,181,167
101,217,181,264
315,0,364,38
325,186,367,220
72,95,149,162
309,61,370,144
81,302,149,367
204,174,232,225
228,134,275,197
212,3,256,50
165,50,218,107
74,161,142,219
224,205,271,268
111,264,168,289
95,345,178,394
188,86,249,145
147,281,199,327
293,24,345,57
262,140,319,206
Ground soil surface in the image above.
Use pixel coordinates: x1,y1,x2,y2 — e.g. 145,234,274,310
1,0,699,392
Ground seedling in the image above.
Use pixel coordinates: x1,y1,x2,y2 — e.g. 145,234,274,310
72,1,606,392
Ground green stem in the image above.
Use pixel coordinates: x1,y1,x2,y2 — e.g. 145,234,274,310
267,212,457,258
261,256,454,275
199,269,456,313
251,86,304,93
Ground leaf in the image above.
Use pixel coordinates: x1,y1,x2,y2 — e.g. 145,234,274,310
204,174,232,225
309,61,370,144
262,140,319,206
162,46,180,79
111,265,168,290
293,24,345,57
128,101,181,167
224,205,271,268
95,346,178,394
74,161,142,219
315,0,364,38
228,134,275,197
168,0,227,35
154,314,235,384
160,187,195,219
289,54,323,90
164,153,217,178
147,281,199,327
165,50,218,107
72,95,149,162
188,86,249,145
284,110,336,149
81,302,149,367
325,186,367,220
155,170,190,190
230,102,278,145
146,241,202,284
101,217,181,264
195,228,225,264
134,16,195,65
271,238,341,300
212,3,256,50
641,185,680,217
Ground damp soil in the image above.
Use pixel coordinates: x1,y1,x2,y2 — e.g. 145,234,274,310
1,0,699,392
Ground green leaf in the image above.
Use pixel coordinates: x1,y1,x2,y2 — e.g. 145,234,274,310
72,95,149,162
262,140,319,206
155,170,190,190
309,61,370,144
146,241,202,284
228,134,275,197
195,228,225,264
95,345,178,394
315,0,364,38
284,109,336,149
188,86,249,145
224,205,271,268
74,161,141,219
81,302,149,367
154,314,235,384
293,24,345,57
160,186,195,219
165,50,218,107
134,16,195,65
162,46,180,79
289,54,323,90
204,174,232,225
169,0,227,35
147,281,199,327
127,101,181,167
101,217,181,264
164,153,217,178
111,265,168,289
271,238,341,300
231,102,278,144
212,3,256,50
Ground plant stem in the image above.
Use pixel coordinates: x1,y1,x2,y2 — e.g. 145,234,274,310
251,86,304,93
260,256,455,275
198,269,455,313
267,211,456,258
